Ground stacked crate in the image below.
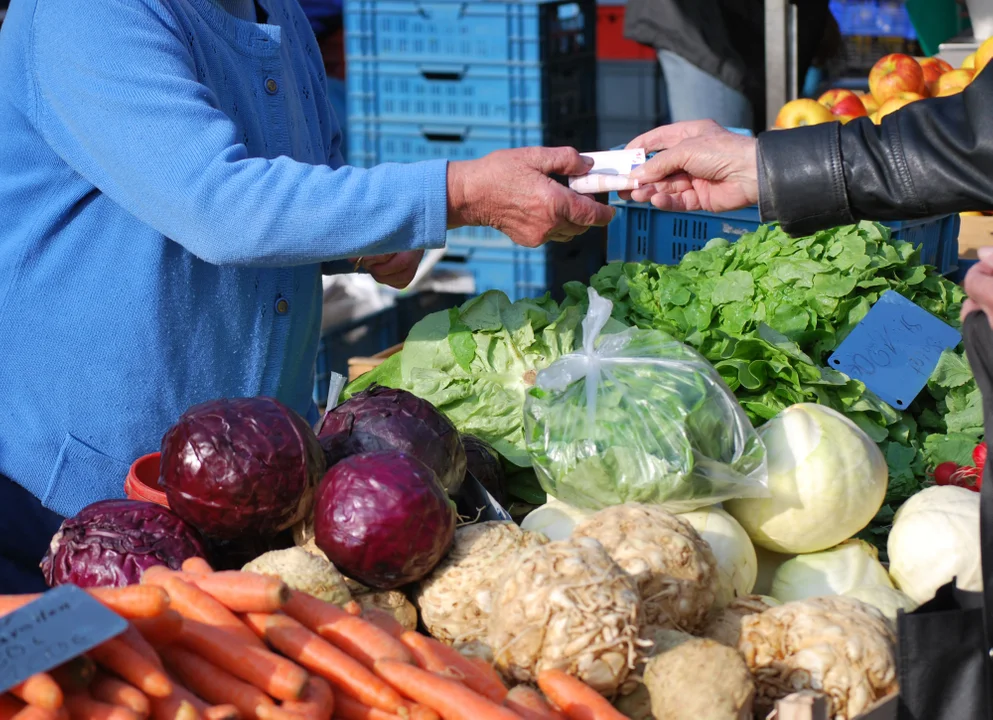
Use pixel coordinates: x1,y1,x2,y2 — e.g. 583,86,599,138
344,0,604,301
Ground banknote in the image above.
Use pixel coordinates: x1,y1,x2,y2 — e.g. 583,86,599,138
568,174,641,193
568,148,646,195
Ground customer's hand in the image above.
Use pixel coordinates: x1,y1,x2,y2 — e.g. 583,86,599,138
962,247,993,326
447,147,615,247
352,250,424,289
618,120,760,213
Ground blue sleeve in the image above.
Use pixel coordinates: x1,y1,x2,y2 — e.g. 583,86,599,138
26,0,449,268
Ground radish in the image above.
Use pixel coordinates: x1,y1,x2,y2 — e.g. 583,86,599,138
933,462,960,486
973,442,987,472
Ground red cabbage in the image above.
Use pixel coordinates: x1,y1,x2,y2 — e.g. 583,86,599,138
461,433,508,506
41,499,207,588
314,450,456,590
160,397,325,541
318,386,466,496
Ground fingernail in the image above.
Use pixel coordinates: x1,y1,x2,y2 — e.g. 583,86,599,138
583,156,594,168
980,246,993,261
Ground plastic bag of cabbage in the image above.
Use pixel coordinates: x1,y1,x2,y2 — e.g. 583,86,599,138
523,288,769,512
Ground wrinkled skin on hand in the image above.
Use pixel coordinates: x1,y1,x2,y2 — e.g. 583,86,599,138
350,250,424,290
447,147,615,247
618,120,760,214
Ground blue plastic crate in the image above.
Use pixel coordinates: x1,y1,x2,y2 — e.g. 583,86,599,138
437,228,605,302
345,0,594,66
347,56,596,128
348,117,596,167
313,305,400,405
606,199,960,275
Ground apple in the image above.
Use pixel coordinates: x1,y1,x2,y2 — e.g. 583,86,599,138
918,56,954,95
963,52,976,70
876,92,925,121
977,36,993,74
817,88,868,123
869,53,927,104
935,69,974,97
858,92,880,115
774,98,836,129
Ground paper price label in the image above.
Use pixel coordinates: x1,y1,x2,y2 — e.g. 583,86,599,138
0,586,128,694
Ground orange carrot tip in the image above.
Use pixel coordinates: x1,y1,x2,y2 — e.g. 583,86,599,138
536,670,627,720
89,587,170,619
189,573,289,614
181,558,215,575
11,673,63,711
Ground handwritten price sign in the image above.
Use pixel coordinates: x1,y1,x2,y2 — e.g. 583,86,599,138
827,290,962,410
0,585,127,693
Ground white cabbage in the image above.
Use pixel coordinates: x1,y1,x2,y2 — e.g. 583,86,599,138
842,585,918,624
519,495,594,541
726,404,888,554
770,539,893,603
887,485,981,604
678,506,758,608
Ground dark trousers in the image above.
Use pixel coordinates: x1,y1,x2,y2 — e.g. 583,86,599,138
0,476,64,593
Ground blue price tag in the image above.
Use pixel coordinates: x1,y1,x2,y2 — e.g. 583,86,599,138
827,290,962,410
0,585,128,693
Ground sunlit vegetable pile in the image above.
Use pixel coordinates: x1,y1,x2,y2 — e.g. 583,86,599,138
35,219,986,720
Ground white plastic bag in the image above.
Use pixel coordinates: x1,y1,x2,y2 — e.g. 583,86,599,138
523,288,769,512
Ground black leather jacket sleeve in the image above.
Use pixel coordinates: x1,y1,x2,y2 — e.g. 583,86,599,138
757,64,993,237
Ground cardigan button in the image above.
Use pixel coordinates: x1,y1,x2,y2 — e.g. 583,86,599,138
275,297,290,315
264,78,278,94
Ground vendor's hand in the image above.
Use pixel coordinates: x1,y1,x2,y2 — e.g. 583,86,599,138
351,250,424,289
962,246,993,326
447,147,615,247
617,120,760,213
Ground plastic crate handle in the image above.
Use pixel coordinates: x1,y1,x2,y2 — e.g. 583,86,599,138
418,64,468,82
421,125,468,143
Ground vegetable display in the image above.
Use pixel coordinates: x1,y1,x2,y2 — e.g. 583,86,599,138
160,397,325,541
677,507,757,609
41,499,207,588
580,221,977,543
769,539,893,603
524,289,768,512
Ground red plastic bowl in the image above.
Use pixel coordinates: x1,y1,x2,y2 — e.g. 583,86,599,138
124,452,169,508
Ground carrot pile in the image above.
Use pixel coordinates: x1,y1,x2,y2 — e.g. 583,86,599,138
0,557,625,720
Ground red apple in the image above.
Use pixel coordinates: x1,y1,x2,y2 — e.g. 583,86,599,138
869,53,926,104
876,92,925,121
774,99,836,129
935,69,974,97
817,88,868,123
918,56,954,95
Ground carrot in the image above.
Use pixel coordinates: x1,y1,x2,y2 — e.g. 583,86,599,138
120,627,166,671
50,657,98,694
88,636,173,698
238,613,270,641
356,612,404,641
341,603,362,618
536,670,626,720
282,593,411,668
504,688,567,720
373,662,519,720
89,587,170,620
132,611,184,648
187,573,289,614
465,659,506,700
281,677,334,720
203,706,240,720
331,696,401,720
90,674,150,718
159,646,273,720
0,696,25,720
0,595,37,616
253,707,302,720
64,693,141,720
399,634,506,704
177,620,308,702
181,558,214,575
141,572,263,650
148,693,199,720
11,674,63,710
11,706,65,720
404,706,439,720
260,614,404,716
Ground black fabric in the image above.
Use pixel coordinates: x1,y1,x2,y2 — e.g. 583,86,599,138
622,0,831,131
894,311,993,720
757,56,993,235
0,475,64,593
